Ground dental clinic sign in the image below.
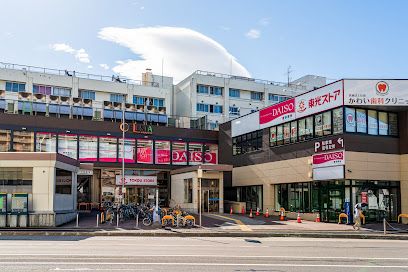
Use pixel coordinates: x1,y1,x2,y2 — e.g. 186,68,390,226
344,80,408,106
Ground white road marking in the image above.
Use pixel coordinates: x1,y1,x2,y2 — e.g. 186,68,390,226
52,269,151,271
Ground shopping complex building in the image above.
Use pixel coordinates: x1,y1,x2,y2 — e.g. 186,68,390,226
220,79,408,224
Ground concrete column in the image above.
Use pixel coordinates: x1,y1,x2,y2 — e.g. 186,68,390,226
263,184,275,211
219,173,224,213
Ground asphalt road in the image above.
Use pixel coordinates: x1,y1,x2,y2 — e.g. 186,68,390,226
0,236,407,271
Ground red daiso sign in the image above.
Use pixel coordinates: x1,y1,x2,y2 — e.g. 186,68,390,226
259,98,295,128
172,150,218,164
312,150,345,169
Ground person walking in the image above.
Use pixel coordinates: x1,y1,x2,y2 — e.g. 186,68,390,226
353,203,362,230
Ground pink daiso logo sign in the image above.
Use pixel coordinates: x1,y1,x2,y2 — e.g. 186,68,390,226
259,98,295,126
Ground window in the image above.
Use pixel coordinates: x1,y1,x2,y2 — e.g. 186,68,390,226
389,113,398,136
56,169,72,194
33,84,52,95
333,108,343,135
283,123,290,144
172,141,187,165
378,112,388,136
133,96,145,105
290,121,297,143
251,91,263,101
155,140,170,164
137,139,153,164
315,114,323,137
58,134,78,160
298,116,313,141
53,87,71,97
210,86,223,96
270,127,277,147
345,107,356,132
99,137,117,162
184,178,193,203
368,110,378,135
13,131,34,152
78,135,98,162
323,111,332,136
356,109,367,133
0,130,11,152
268,94,289,104
79,90,96,100
232,130,262,156
0,168,32,189
110,93,125,103
119,138,135,163
204,143,218,164
36,132,56,152
275,182,312,212
152,98,165,107
229,89,240,98
212,105,223,114
189,142,203,165
196,103,209,112
229,106,240,116
197,85,209,94
6,82,25,92
276,125,284,145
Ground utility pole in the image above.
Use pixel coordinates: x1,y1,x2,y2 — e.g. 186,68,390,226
286,66,293,87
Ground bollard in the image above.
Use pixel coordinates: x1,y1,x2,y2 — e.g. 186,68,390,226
136,214,139,229
383,218,387,235
116,213,119,228
96,214,99,228
76,213,79,228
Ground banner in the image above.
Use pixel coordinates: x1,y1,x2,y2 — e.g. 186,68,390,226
344,80,408,106
116,175,157,186
204,152,217,164
156,149,171,164
172,149,188,164
137,146,153,164
312,150,345,168
259,98,295,129
296,80,343,118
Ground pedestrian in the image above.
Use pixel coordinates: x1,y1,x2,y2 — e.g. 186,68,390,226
353,203,361,230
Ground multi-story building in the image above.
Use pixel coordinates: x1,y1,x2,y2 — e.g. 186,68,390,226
219,79,408,224
175,70,326,130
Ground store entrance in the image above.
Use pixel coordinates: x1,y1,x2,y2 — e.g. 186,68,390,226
77,175,92,203
200,179,219,213
320,185,344,223
125,187,157,207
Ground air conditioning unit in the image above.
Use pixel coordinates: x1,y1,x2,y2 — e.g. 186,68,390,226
73,97,83,106
103,101,113,109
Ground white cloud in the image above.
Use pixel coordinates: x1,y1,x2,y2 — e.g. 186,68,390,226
50,43,90,63
87,65,93,69
100,63,110,70
140,6,145,10
259,17,270,26
245,29,261,39
98,26,250,82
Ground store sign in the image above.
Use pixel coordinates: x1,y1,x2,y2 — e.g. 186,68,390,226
312,150,345,168
116,175,157,186
120,123,153,134
259,98,295,128
204,152,217,164
172,150,188,163
314,137,344,153
344,79,408,106
137,147,153,164
156,149,171,164
78,169,93,176
296,80,343,118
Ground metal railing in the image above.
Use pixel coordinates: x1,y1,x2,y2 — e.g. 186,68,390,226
0,62,161,88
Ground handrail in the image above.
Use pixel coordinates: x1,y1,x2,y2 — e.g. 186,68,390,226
0,62,161,88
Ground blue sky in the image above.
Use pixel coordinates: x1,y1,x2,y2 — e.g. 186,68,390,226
1,0,407,83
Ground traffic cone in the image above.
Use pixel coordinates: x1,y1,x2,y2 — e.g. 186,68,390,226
315,213,320,223
264,208,269,218
230,206,233,215
255,207,260,216
279,210,285,221
297,212,302,223
249,209,253,218
241,207,245,215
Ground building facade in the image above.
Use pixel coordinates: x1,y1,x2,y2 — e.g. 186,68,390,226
219,79,408,223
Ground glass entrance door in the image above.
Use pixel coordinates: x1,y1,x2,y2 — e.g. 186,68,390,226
200,179,219,212
320,182,345,223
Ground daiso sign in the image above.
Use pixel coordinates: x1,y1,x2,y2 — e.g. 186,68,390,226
259,98,295,129
172,150,218,165
312,150,345,169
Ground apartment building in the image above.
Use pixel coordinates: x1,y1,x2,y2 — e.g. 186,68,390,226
175,70,326,130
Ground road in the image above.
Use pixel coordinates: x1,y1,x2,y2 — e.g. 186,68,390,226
0,236,407,271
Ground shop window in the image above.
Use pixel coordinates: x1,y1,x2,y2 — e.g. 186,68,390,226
99,137,117,162
315,114,323,137
283,123,290,144
58,134,78,160
333,107,343,135
378,112,388,136
184,178,193,203
13,131,34,152
236,185,263,211
269,127,277,147
155,140,171,164
36,132,56,152
368,110,378,135
78,135,98,162
276,125,284,145
345,107,356,132
0,168,32,194
119,138,135,163
290,121,297,143
323,111,332,136
204,143,218,164
137,139,153,164
172,141,187,165
189,142,203,165
56,169,72,194
0,130,11,152
356,109,367,133
389,113,398,136
232,130,262,155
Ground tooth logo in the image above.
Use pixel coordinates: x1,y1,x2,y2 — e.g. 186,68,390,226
376,81,389,96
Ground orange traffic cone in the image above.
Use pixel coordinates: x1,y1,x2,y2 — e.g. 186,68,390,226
279,209,285,221
255,208,260,216
230,206,233,215
249,209,253,218
315,213,320,222
264,208,269,218
297,212,302,223
241,207,245,215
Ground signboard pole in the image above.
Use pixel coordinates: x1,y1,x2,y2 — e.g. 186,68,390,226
121,103,125,205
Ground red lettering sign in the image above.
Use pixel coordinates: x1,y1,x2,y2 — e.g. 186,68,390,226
172,150,187,164
312,150,345,168
137,147,153,164
204,152,217,164
259,98,295,126
155,149,171,164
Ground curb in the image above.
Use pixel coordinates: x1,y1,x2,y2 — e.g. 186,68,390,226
0,231,407,240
